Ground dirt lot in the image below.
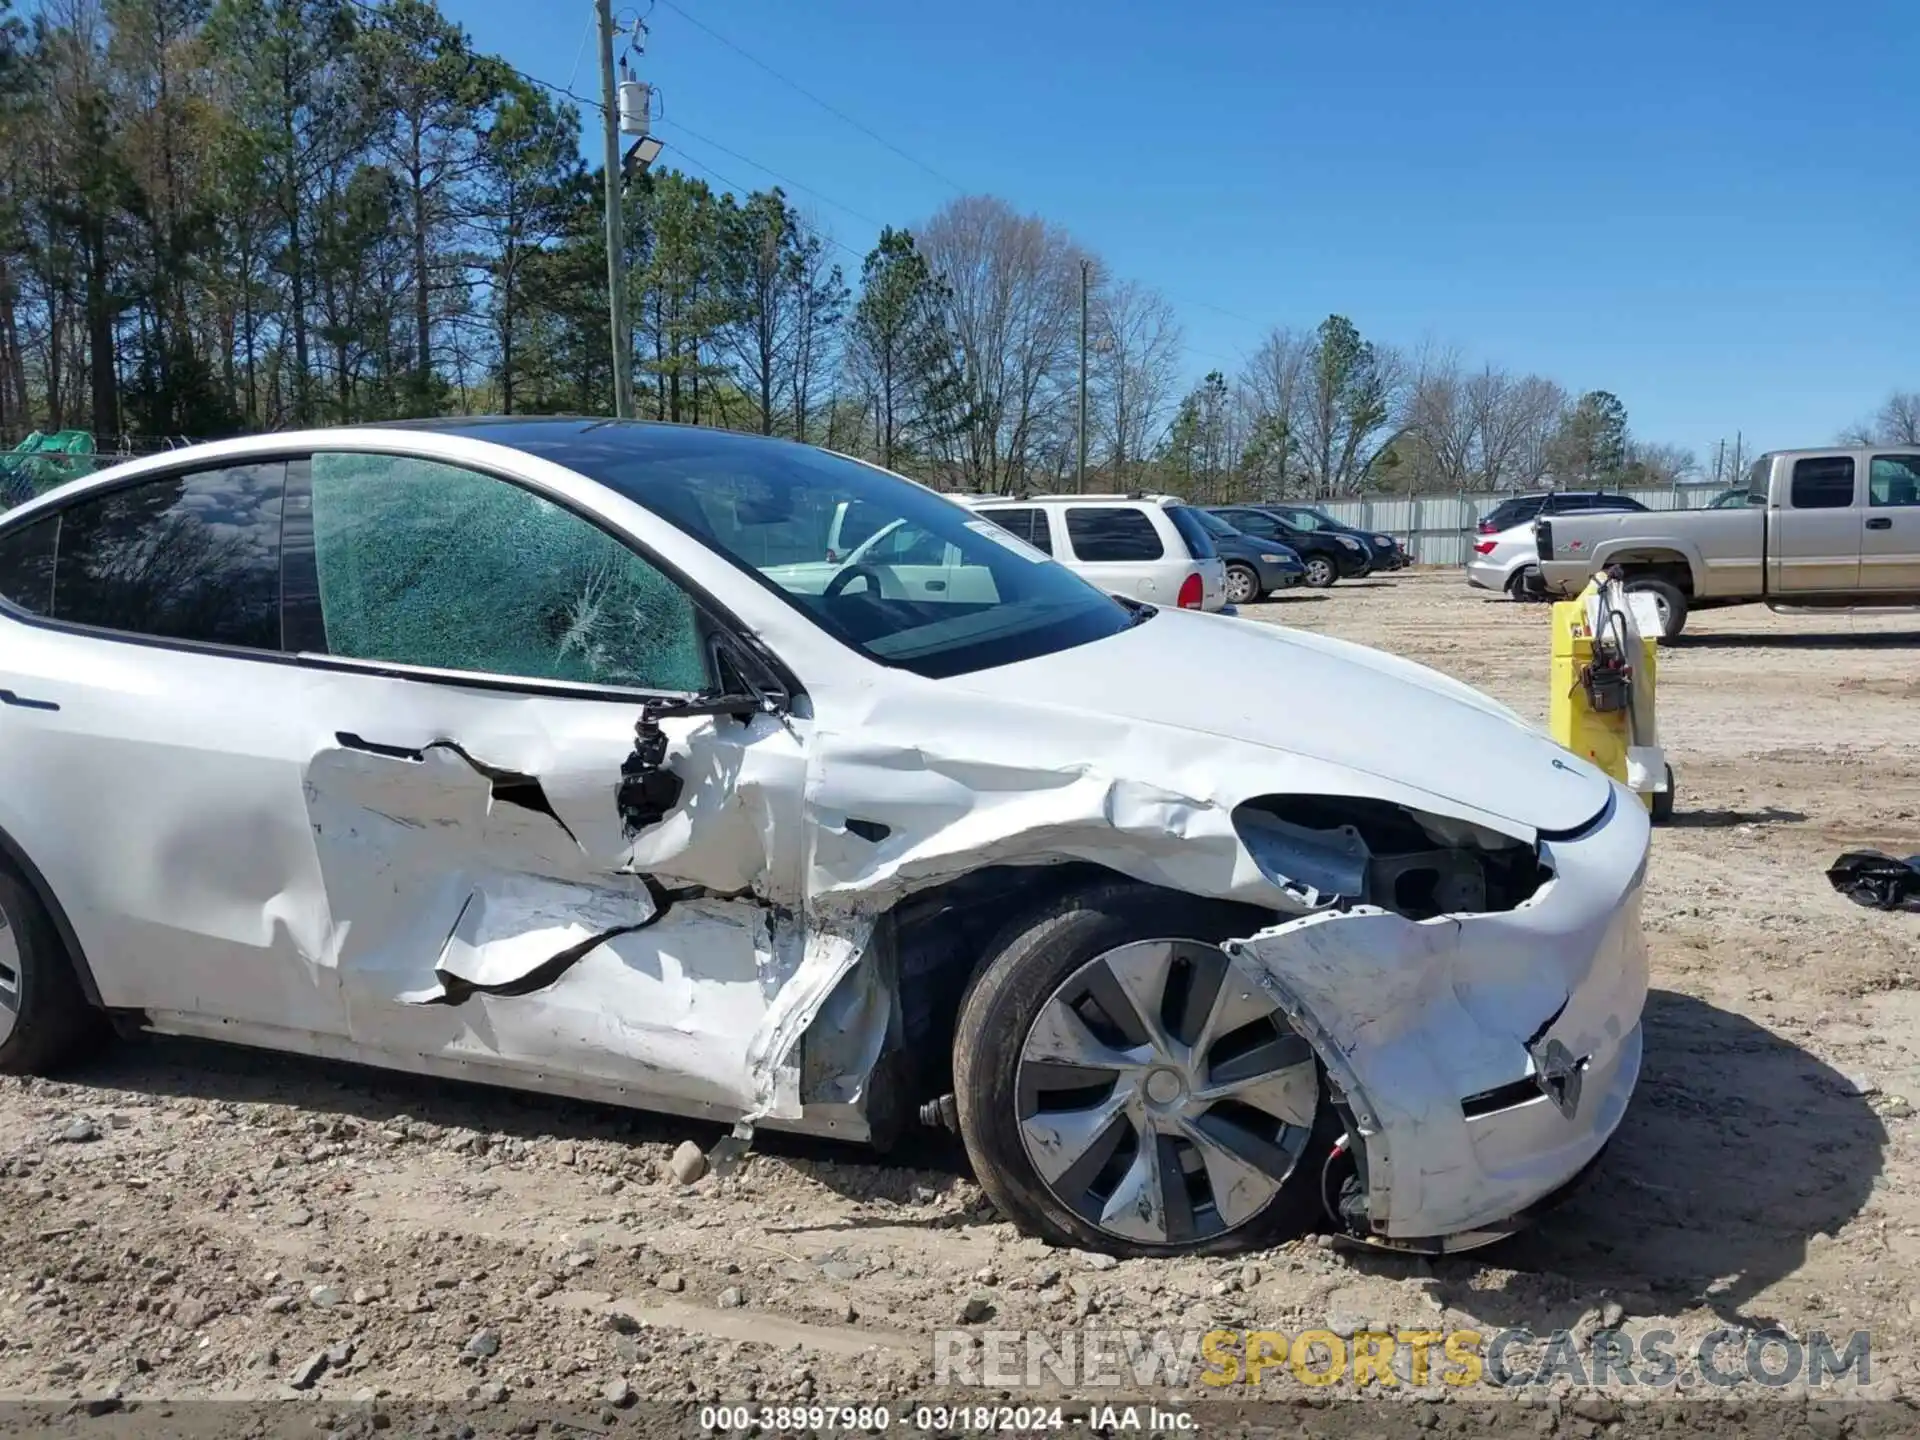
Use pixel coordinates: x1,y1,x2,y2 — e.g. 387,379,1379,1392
3,569,1918,1431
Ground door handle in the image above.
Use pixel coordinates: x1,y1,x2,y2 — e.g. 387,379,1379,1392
925,580,947,592
1867,517,1893,530
0,689,59,712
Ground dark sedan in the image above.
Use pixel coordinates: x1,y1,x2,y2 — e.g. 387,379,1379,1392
1252,502,1408,570
1207,505,1372,588
1191,509,1307,602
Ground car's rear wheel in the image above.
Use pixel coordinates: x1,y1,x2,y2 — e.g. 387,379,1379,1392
953,882,1336,1256
0,864,96,1074
1302,555,1337,588
1506,564,1543,600
1223,563,1261,605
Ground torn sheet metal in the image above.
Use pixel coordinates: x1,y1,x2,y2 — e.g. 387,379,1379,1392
396,875,658,1005
1224,787,1650,1241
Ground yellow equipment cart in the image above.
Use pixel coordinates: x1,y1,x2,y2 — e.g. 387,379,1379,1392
1548,574,1675,822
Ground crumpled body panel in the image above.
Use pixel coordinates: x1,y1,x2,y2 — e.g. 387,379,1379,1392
1226,785,1650,1240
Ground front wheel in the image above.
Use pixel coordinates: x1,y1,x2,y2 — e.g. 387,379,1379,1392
952,883,1336,1257
1302,555,1337,588
1222,564,1261,606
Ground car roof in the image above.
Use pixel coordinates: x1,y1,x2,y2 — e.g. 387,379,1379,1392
967,492,1187,507
0,418,887,530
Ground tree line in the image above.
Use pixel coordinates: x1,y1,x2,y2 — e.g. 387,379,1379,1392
0,0,1806,501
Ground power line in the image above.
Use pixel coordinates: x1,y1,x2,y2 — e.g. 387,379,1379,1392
656,141,870,266
657,0,967,193
652,0,1268,345
656,118,889,230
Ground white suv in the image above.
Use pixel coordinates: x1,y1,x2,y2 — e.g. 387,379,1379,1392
962,494,1228,612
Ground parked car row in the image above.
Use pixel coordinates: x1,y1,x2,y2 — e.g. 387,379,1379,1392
959,493,1409,610
0,419,1649,1261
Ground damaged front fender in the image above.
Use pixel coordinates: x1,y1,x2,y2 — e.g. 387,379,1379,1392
1223,787,1650,1242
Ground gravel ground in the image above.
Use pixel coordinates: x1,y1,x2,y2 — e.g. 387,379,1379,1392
2,569,1917,1435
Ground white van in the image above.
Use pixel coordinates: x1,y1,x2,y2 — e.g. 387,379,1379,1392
962,494,1228,612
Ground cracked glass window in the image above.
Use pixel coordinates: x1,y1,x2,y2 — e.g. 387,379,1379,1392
310,452,711,692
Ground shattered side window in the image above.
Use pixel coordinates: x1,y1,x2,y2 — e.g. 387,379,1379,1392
309,452,712,693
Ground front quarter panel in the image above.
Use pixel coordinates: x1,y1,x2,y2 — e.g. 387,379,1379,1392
1225,787,1650,1239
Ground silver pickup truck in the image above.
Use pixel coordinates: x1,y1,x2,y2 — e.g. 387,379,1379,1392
1535,445,1920,636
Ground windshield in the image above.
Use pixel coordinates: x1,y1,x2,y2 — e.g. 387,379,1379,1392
1194,509,1241,539
1164,505,1219,559
1710,487,1755,509
504,424,1138,680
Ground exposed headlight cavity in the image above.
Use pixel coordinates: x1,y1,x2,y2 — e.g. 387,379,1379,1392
1233,795,1552,919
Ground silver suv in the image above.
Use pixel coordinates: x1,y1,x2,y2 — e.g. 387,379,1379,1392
962,494,1228,612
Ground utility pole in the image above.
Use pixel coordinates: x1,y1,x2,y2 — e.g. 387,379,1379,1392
597,0,634,419
1076,258,1090,491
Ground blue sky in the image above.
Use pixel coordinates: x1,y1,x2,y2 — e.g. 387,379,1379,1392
456,0,1917,461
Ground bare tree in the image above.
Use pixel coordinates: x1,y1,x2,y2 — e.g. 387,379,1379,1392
1473,370,1566,491
1842,390,1920,445
1235,326,1311,495
920,195,1082,493
1090,275,1180,488
1627,440,1699,485
1401,344,1474,491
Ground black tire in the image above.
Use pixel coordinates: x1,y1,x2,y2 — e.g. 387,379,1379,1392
1301,554,1338,589
1505,564,1542,600
952,881,1338,1257
1222,563,1262,606
1651,765,1676,824
1625,577,1688,639
0,863,98,1074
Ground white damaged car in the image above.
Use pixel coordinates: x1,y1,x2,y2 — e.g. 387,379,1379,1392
0,421,1648,1257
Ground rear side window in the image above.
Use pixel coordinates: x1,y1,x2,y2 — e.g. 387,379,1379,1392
980,507,1052,555
1869,455,1920,507
0,517,57,616
50,463,286,649
1164,506,1218,560
308,451,711,692
1066,507,1164,562
1790,457,1856,510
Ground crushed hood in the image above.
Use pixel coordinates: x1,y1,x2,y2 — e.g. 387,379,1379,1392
952,608,1612,835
